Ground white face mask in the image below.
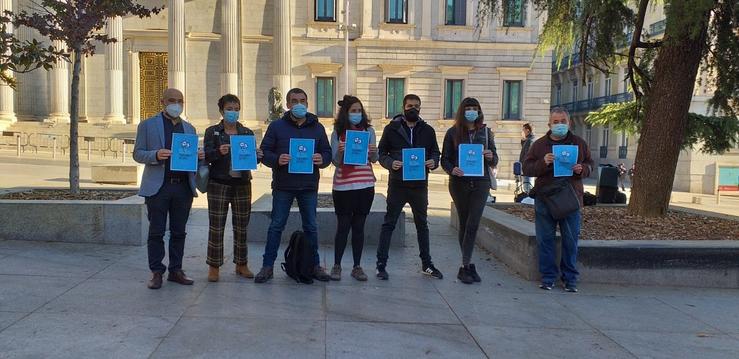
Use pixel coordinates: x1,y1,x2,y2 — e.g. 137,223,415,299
165,103,183,118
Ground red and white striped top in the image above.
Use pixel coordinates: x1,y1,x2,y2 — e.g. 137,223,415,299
331,128,377,191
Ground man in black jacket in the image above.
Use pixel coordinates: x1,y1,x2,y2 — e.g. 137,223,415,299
376,94,443,280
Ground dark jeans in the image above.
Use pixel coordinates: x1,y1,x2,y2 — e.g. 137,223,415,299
449,179,489,266
535,199,581,285
377,184,431,267
333,187,374,267
145,181,194,273
262,189,320,268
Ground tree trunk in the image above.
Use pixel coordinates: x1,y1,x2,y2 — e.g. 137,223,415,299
628,4,711,217
68,48,82,195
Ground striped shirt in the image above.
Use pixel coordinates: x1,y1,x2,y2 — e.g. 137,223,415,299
331,127,378,191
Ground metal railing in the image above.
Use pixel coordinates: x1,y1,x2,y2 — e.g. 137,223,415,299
618,146,628,159
649,20,666,36
0,132,136,163
553,92,633,113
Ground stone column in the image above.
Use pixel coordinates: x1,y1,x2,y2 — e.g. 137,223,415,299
221,0,239,95
0,0,17,123
48,40,70,123
361,0,374,38
272,0,291,95
420,0,432,40
103,16,125,123
128,51,141,124
168,0,186,92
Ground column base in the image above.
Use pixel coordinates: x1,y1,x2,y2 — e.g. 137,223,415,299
102,114,127,124
46,113,71,124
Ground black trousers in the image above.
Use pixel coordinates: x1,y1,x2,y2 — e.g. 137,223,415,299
377,184,431,267
449,178,489,266
332,187,374,267
145,181,194,273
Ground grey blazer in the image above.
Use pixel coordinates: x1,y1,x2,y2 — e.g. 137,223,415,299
133,112,198,197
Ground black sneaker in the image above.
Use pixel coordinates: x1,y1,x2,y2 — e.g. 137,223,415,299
457,267,474,284
376,266,389,280
468,263,481,283
422,264,444,279
564,283,578,293
254,266,273,284
539,282,553,290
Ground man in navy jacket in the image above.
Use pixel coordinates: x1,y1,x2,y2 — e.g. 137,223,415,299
256,88,333,283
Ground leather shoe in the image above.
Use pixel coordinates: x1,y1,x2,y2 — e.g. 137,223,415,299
208,266,219,282
147,272,163,289
167,270,194,285
235,263,254,279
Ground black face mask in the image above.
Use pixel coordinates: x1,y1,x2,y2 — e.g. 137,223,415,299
404,108,420,122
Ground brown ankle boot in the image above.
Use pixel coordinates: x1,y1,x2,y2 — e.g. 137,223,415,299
235,263,254,279
208,266,219,282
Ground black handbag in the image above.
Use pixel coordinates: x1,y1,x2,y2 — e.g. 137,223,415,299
536,178,581,220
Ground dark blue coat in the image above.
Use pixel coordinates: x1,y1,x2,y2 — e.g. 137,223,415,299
260,111,332,191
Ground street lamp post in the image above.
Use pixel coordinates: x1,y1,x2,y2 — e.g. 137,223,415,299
340,0,356,96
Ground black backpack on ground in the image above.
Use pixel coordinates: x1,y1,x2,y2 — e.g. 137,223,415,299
281,230,314,284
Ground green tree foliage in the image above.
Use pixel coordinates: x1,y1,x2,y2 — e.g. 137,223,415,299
586,101,739,154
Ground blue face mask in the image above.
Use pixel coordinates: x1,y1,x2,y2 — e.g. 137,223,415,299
551,123,569,137
464,110,478,122
223,110,239,123
291,104,307,119
348,112,363,125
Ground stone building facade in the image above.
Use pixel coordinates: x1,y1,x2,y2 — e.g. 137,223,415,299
0,0,551,180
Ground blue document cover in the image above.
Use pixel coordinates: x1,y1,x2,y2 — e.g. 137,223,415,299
343,130,370,166
230,135,258,171
402,148,426,181
288,138,315,174
170,133,199,172
459,144,484,177
553,145,579,177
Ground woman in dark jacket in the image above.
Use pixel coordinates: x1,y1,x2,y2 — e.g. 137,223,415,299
441,97,498,284
203,94,263,282
519,123,534,192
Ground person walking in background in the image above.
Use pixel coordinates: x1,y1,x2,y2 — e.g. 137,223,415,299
519,123,534,192
329,95,378,282
523,107,593,293
203,94,263,282
617,162,627,191
376,94,443,280
441,97,498,284
133,88,204,290
255,88,333,283
628,164,635,190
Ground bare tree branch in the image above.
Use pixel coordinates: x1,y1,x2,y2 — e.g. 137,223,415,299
628,0,651,99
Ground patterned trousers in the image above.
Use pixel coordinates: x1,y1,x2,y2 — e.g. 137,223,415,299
206,181,251,267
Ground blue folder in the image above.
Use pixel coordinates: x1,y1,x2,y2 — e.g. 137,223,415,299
170,133,199,172
553,145,579,177
402,148,426,181
230,135,258,171
288,138,315,174
459,144,484,177
343,130,370,166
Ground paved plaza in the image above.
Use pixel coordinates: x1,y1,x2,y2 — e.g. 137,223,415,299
1,155,739,358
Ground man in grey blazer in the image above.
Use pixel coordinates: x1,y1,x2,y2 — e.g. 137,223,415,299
133,88,204,289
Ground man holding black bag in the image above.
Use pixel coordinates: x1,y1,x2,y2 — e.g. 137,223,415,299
523,107,593,293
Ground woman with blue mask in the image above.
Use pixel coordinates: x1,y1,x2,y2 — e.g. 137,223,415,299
202,94,263,282
441,97,498,284
329,95,378,281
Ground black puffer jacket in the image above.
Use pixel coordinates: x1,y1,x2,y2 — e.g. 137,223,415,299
378,115,440,188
